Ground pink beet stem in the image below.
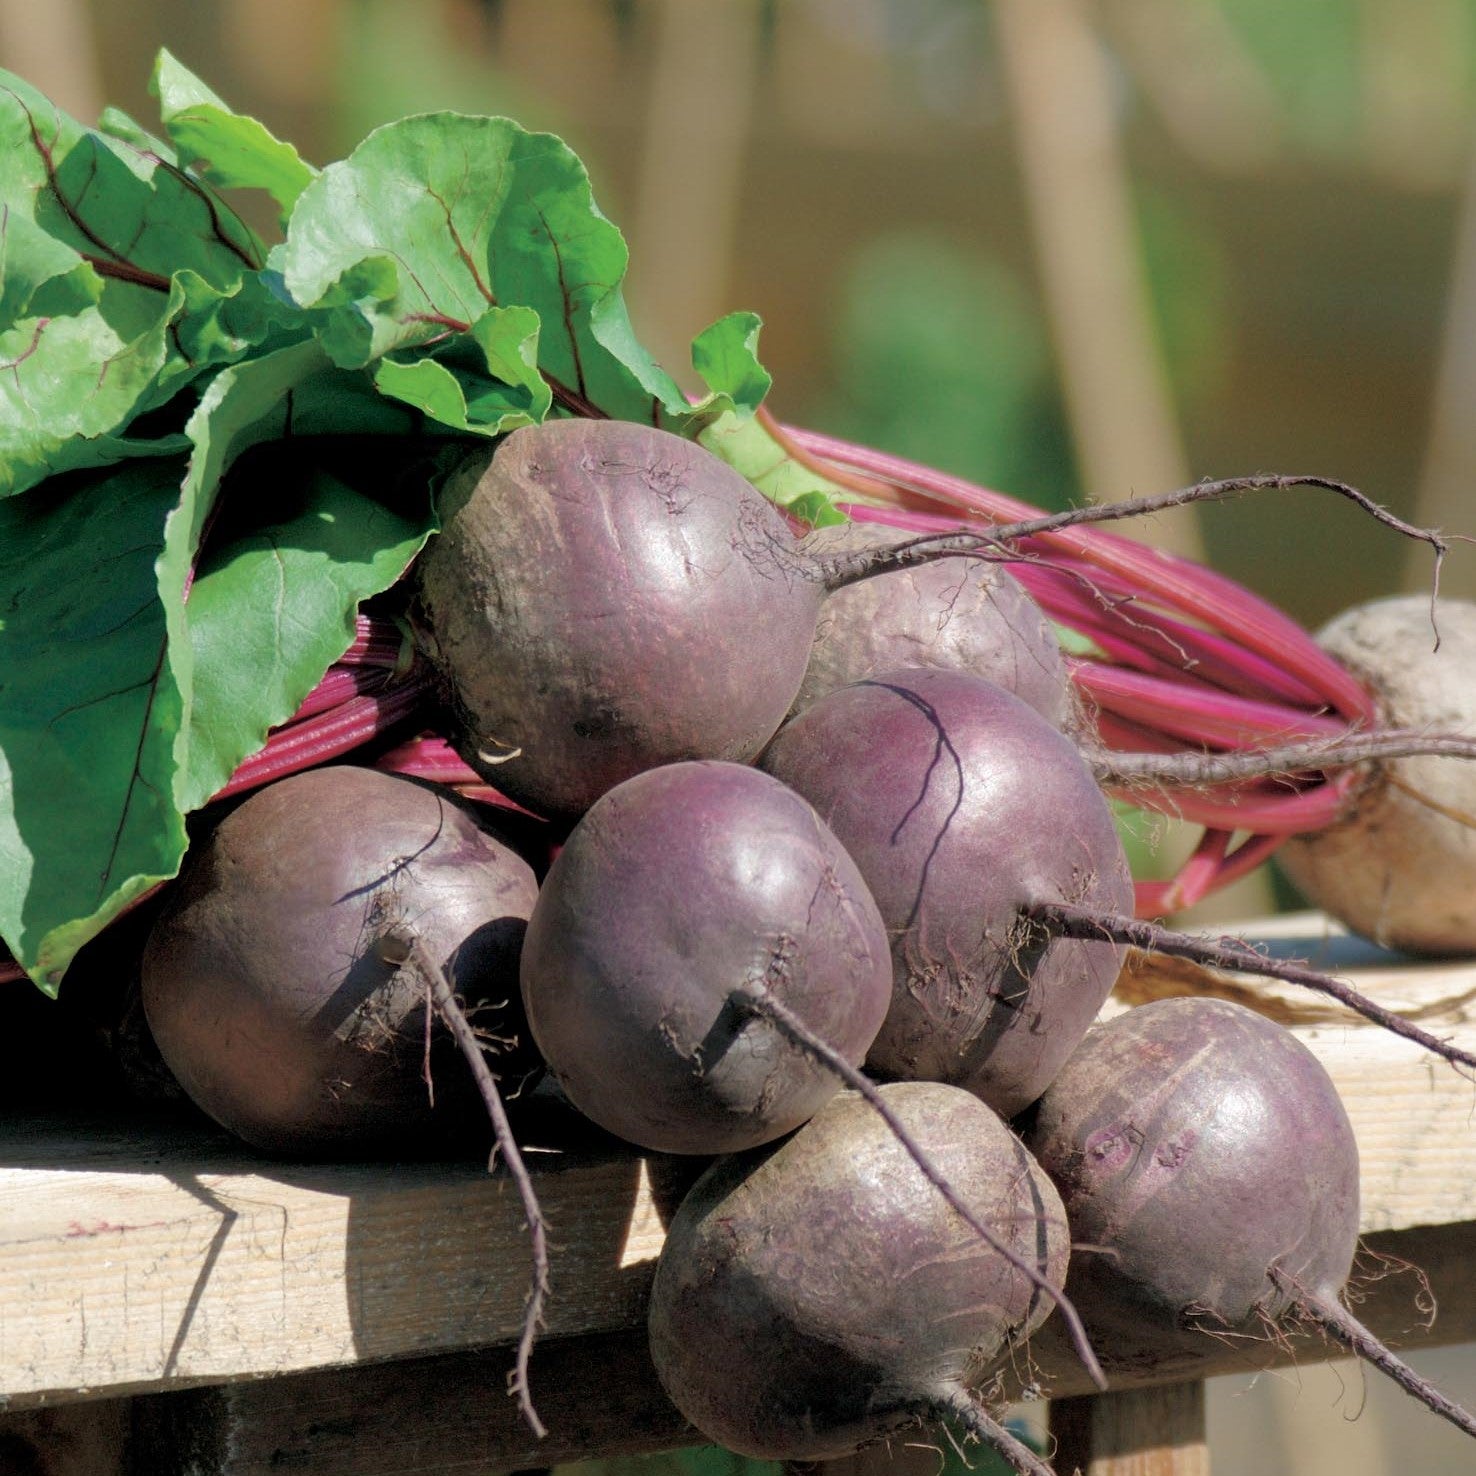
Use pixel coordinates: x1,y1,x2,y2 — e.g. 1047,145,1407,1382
1069,661,1347,748
812,430,1373,718
1133,829,1286,915
285,665,392,723
211,676,429,801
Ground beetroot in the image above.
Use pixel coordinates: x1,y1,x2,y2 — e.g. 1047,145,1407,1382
1024,996,1476,1439
142,766,539,1155
1276,596,1476,953
792,518,1074,728
760,667,1133,1115
519,760,892,1154
648,1081,1068,1475
414,419,822,820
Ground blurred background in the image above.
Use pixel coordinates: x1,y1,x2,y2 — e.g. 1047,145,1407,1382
3,0,1472,1470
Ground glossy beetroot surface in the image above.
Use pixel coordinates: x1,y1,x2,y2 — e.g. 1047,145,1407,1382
761,667,1133,1116
520,761,892,1154
142,766,539,1154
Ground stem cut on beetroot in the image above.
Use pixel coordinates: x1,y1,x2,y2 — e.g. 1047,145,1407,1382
519,760,892,1154
648,1081,1068,1474
142,766,539,1155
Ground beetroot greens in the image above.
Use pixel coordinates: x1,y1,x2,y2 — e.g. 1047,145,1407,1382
648,1081,1069,1476
1023,996,1476,1440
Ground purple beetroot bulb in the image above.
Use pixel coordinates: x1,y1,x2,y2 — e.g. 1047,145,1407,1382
142,766,540,1155
413,419,824,821
648,1080,1070,1463
519,760,892,1154
761,666,1133,1117
1024,995,1360,1361
793,518,1075,729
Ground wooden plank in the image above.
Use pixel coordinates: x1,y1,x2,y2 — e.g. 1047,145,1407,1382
127,1327,694,1476
1,925,1473,1409
0,1108,702,1409
5,1217,1469,1475
1050,1383,1208,1476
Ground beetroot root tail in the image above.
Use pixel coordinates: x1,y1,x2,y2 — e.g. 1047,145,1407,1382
383,931,551,1440
1029,902,1476,1077
932,1387,1059,1476
1276,1273,1476,1442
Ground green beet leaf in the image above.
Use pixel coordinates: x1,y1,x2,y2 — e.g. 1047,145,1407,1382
278,113,695,418
182,465,433,813
689,310,771,421
699,407,848,527
0,59,789,991
151,49,319,228
164,338,437,816
372,304,550,435
0,461,190,993
0,70,293,495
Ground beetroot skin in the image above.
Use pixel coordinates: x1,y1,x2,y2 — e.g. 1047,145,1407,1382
793,517,1074,729
761,667,1133,1116
414,419,823,820
648,1081,1069,1461
519,760,892,1154
142,766,539,1154
1024,996,1360,1364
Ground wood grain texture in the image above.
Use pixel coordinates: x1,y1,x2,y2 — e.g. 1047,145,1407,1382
0,1220,1471,1474
0,921,1472,1412
0,1107,701,1409
1050,1383,1208,1476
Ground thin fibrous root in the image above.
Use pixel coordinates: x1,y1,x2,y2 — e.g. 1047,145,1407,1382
1094,729,1476,790
931,1386,1059,1476
820,474,1455,598
380,930,551,1440
1272,1267,1476,1442
1029,902,1476,1076
730,985,1107,1393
